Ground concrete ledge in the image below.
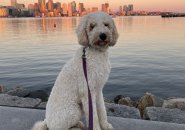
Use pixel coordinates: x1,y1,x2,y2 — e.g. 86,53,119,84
0,106,185,130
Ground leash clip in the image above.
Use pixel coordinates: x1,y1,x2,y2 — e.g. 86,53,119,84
82,47,87,59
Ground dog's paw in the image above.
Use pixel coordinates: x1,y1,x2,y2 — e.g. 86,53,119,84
101,122,114,130
76,121,85,130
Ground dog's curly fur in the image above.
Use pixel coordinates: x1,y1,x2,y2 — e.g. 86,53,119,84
32,11,118,130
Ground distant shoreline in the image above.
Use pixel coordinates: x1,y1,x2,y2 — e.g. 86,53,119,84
1,15,185,19
0,15,162,19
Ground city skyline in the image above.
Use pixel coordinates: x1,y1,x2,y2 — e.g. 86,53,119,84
1,0,185,12
1,0,136,17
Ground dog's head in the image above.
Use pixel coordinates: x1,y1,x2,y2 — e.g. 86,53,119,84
76,11,119,51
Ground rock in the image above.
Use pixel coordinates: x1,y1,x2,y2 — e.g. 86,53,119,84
0,85,4,93
6,86,30,97
26,90,48,101
1,106,185,130
162,98,185,110
114,95,124,104
0,94,41,108
137,92,163,118
105,103,141,119
118,97,133,107
37,102,47,109
144,107,185,124
6,87,49,101
167,97,177,100
104,97,114,103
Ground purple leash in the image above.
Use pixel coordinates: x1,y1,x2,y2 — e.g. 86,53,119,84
82,47,93,130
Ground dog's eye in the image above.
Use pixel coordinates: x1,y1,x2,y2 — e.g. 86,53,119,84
90,24,96,31
104,23,109,27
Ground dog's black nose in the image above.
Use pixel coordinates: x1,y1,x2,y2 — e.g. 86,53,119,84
99,33,107,41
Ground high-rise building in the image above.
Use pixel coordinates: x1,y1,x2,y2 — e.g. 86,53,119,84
34,3,39,11
34,3,40,16
0,7,9,17
128,4,134,12
71,1,76,14
101,4,106,12
109,9,113,15
48,0,53,12
68,2,72,16
119,6,123,14
11,0,17,7
102,3,109,13
78,3,84,14
38,0,46,13
34,3,39,12
55,2,61,13
28,4,34,16
62,3,67,16
105,3,109,13
123,5,128,12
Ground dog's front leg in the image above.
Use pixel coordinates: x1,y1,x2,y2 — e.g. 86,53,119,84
81,93,101,130
97,91,114,130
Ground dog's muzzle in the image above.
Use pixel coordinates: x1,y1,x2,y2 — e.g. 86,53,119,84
94,33,109,46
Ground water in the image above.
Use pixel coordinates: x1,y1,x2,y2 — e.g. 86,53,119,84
0,16,185,99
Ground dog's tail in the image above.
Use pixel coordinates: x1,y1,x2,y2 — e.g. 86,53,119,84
32,119,48,130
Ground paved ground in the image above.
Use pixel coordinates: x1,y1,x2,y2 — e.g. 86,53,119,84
0,106,185,130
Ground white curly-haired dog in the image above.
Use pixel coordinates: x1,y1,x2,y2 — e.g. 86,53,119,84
32,11,118,130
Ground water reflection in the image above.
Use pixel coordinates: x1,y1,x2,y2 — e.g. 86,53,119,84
32,17,79,33
0,19,6,32
0,17,79,35
42,18,47,32
117,16,133,32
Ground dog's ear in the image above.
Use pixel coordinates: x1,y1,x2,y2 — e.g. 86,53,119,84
76,15,89,46
109,20,119,46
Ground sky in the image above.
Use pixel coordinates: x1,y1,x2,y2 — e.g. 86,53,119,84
0,0,185,12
